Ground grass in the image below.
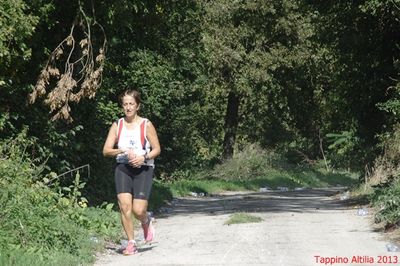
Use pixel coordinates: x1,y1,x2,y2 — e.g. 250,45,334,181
149,181,174,210
174,145,357,196
166,165,358,198
0,249,89,266
224,212,263,225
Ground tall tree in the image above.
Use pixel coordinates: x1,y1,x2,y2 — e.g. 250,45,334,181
0,0,40,131
304,0,400,168
199,0,313,159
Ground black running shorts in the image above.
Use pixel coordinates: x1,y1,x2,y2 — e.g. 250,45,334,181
114,164,154,200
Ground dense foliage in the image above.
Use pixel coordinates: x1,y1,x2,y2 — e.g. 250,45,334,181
0,0,398,176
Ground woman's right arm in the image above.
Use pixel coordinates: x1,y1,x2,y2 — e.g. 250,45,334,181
103,122,124,157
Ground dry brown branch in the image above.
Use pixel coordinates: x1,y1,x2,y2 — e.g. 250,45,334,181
29,6,107,123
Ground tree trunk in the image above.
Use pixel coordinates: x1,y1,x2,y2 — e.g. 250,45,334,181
222,91,240,160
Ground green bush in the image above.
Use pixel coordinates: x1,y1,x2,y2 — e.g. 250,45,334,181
205,144,279,181
371,179,400,226
362,125,400,227
0,130,120,265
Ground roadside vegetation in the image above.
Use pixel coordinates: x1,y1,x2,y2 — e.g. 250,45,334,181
352,127,400,233
0,132,122,266
165,145,358,198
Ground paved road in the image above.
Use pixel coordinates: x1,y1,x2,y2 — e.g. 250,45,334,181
95,188,396,266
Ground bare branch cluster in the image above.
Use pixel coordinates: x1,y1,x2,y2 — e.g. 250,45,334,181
29,8,107,123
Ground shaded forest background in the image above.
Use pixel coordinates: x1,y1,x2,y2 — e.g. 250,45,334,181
1,0,399,204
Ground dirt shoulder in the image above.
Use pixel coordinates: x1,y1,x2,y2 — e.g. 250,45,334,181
95,188,397,266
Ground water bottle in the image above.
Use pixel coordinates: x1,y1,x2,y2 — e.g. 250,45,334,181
90,236,99,243
340,191,350,200
260,187,270,192
356,208,368,216
277,186,289,191
386,243,400,252
116,153,129,164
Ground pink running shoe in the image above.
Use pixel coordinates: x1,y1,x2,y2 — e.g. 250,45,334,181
142,217,155,242
123,240,138,255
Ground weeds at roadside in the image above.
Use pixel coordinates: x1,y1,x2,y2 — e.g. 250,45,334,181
0,131,121,266
352,127,400,237
224,212,263,225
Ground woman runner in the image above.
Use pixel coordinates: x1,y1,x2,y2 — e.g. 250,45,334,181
103,89,161,255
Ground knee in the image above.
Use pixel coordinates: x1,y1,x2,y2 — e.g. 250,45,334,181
133,206,147,218
119,203,132,215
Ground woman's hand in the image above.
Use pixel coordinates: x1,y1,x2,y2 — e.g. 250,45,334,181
128,152,145,167
126,149,135,160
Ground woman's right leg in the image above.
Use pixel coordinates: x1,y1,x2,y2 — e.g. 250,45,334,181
117,192,134,240
115,164,135,241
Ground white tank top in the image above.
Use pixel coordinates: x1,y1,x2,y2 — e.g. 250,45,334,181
115,118,154,167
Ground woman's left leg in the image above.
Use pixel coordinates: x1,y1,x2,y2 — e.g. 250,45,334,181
132,166,154,241
132,198,148,222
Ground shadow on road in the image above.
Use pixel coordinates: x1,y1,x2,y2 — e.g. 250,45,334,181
157,188,353,218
